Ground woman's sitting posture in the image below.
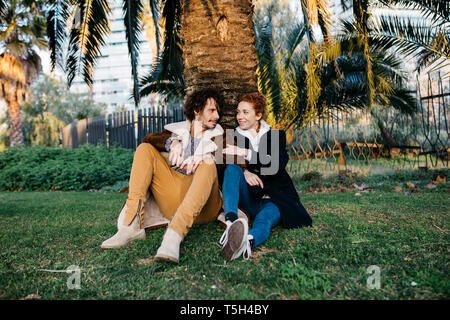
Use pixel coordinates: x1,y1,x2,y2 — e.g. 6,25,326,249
220,93,312,260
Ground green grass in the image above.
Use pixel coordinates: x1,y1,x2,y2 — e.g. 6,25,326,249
0,190,448,300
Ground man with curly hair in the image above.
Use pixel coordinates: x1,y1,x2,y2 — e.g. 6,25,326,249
101,88,228,263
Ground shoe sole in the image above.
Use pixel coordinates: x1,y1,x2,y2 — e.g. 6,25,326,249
154,254,179,263
221,220,246,260
100,232,146,249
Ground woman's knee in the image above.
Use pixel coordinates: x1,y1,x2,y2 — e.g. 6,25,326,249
224,164,243,177
259,202,281,224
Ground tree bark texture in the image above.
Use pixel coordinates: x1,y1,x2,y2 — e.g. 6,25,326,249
180,0,259,128
1,82,24,147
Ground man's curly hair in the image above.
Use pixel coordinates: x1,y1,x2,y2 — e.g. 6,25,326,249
184,88,224,121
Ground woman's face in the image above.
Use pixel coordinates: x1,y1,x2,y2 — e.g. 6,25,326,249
236,101,262,131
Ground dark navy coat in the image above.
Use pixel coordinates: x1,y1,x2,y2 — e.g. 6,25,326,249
232,129,312,229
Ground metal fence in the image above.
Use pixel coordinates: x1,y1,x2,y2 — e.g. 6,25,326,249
62,74,448,173
287,73,449,175
62,104,185,151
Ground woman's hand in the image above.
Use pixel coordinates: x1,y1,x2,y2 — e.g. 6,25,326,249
243,169,264,188
180,154,205,174
222,144,249,157
168,140,184,168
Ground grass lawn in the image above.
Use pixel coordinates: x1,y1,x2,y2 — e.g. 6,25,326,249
0,189,448,300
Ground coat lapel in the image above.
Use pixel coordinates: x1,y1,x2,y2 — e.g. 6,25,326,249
164,120,224,156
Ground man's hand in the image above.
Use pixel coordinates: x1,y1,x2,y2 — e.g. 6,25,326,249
180,155,204,175
243,169,264,188
168,140,184,168
222,144,249,157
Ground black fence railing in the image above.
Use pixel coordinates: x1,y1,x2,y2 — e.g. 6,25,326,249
62,104,185,151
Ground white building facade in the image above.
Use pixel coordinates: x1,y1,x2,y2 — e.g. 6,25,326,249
70,0,155,113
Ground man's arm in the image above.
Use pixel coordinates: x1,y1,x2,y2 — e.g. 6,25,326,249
142,130,172,152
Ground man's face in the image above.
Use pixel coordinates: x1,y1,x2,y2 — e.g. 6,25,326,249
194,97,220,130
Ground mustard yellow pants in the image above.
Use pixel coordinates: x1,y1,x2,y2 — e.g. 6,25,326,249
122,143,222,239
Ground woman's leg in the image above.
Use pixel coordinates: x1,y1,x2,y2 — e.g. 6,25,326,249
222,164,258,219
248,201,280,248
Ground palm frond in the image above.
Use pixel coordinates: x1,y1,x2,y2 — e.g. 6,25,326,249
46,0,70,71
316,0,333,42
0,0,6,19
139,0,184,99
149,0,160,57
281,22,307,70
123,0,144,107
159,0,183,81
383,88,418,115
66,0,111,87
383,0,450,26
139,55,185,99
371,15,450,74
255,11,281,121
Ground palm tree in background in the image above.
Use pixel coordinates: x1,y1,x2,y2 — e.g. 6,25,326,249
371,0,449,75
41,0,450,129
0,0,46,147
48,0,259,128
254,11,418,145
338,0,450,75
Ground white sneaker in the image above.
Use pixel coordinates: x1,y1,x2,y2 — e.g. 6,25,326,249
220,218,251,260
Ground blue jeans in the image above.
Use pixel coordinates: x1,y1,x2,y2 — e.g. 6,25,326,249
222,164,280,248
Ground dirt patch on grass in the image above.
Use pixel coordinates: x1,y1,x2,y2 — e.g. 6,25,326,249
250,247,279,260
137,257,157,265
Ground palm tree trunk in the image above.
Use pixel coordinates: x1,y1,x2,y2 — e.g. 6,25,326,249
353,0,373,107
6,89,24,147
180,0,259,128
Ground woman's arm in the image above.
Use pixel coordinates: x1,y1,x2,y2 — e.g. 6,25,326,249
213,132,248,172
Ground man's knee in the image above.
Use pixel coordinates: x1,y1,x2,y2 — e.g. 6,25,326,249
135,143,159,158
197,158,216,170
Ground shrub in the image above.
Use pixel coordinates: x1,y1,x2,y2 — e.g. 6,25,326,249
0,144,133,191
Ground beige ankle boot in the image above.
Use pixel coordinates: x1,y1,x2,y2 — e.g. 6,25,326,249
100,202,146,249
154,227,182,263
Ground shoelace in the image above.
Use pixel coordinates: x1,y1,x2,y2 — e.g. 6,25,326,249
235,238,252,260
219,221,232,246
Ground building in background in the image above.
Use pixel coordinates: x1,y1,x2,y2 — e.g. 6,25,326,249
69,0,156,113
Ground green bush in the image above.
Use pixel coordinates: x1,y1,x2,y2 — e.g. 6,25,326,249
0,144,133,191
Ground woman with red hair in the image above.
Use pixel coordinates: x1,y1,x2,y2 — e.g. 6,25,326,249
220,92,312,261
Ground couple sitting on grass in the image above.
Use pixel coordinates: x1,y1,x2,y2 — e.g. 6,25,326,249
101,89,312,263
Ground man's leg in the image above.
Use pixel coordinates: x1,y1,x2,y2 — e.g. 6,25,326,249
155,159,222,263
123,143,180,226
101,143,179,249
168,159,222,239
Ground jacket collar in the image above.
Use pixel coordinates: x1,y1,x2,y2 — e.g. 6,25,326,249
164,120,223,138
164,120,224,156
236,119,271,151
